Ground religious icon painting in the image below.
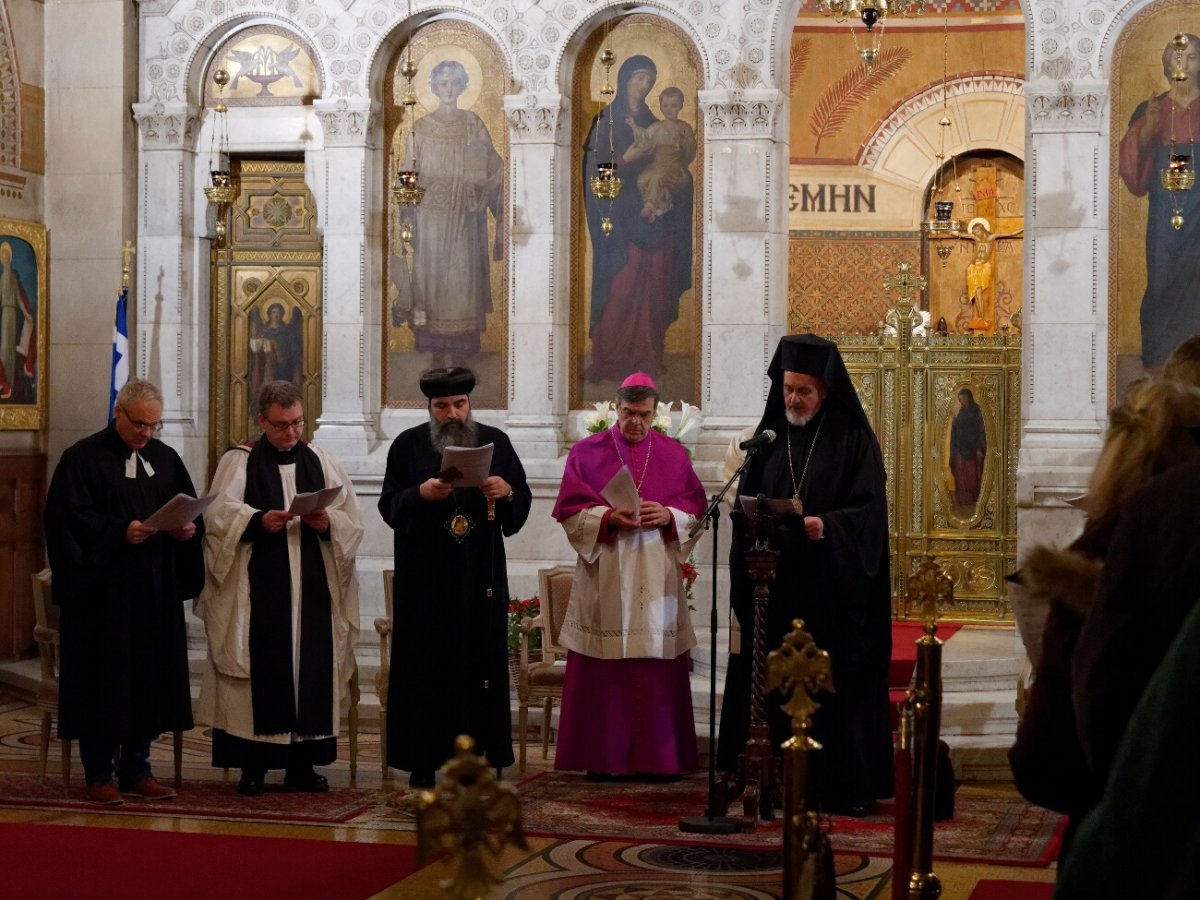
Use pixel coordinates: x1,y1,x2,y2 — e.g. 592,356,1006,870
209,158,323,465
0,217,48,430
382,22,510,409
1110,5,1200,397
569,15,703,408
940,384,988,525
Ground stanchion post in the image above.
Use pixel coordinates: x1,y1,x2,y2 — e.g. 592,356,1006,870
905,555,951,900
767,618,835,900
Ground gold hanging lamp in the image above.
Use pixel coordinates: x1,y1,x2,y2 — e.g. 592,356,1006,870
588,19,622,235
392,7,426,210
817,0,924,71
922,17,961,266
1160,33,1196,231
204,69,236,243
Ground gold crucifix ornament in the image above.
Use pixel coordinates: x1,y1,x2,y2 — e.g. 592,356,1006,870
883,261,928,304
792,495,804,516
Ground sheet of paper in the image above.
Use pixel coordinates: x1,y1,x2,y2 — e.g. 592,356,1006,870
601,465,641,517
737,494,801,519
286,484,344,517
142,493,216,531
438,443,494,487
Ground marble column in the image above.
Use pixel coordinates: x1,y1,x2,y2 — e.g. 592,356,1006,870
131,99,207,480
1017,78,1109,548
695,88,788,465
310,97,384,461
502,91,571,466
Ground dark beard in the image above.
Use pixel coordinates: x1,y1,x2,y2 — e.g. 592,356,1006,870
430,416,480,453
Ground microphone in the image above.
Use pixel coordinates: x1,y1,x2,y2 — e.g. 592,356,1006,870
739,429,776,452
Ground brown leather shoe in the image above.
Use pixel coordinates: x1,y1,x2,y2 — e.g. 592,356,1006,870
86,781,124,805
121,776,177,801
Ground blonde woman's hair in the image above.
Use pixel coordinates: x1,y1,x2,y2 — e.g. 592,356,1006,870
1088,377,1200,519
1162,334,1200,389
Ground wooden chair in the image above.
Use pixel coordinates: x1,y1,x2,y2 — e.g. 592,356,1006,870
515,564,573,773
31,568,70,785
346,660,360,781
33,568,187,787
374,569,394,779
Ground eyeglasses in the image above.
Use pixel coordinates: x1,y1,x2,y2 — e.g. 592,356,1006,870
118,407,163,434
617,407,654,423
266,417,305,433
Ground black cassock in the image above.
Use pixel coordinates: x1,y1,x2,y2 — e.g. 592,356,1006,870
717,403,894,810
379,422,531,773
44,425,204,741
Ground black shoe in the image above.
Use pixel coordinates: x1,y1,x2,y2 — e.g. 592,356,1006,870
283,768,329,793
237,772,265,797
409,770,435,789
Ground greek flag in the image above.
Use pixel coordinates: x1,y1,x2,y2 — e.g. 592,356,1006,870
108,287,129,423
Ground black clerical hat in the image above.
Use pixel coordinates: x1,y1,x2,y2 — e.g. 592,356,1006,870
419,366,476,399
756,334,873,435
770,334,840,385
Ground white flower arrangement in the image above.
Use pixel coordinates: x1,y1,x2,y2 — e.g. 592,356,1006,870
583,399,703,445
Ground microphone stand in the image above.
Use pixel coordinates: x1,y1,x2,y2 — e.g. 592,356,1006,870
679,445,760,835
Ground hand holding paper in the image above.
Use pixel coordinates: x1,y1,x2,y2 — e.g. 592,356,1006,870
142,493,216,531
438,443,495,487
286,484,343,517
601,466,642,518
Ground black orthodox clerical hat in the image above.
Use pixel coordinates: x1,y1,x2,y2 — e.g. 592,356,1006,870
419,366,476,399
756,334,873,435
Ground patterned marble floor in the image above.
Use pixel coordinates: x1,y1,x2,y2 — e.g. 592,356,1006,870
0,692,1055,898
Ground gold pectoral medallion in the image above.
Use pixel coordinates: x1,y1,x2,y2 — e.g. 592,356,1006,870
445,511,475,543
792,494,804,516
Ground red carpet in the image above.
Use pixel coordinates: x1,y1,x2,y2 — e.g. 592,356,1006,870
0,822,418,899
0,773,374,824
968,879,1055,900
514,771,1064,865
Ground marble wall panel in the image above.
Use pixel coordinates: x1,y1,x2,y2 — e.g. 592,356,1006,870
1028,131,1098,230
708,142,768,230
47,87,127,176
1026,323,1101,422
45,0,125,88
1027,228,1100,323
706,232,769,324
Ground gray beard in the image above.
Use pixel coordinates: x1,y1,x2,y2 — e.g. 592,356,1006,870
430,416,480,453
785,410,814,427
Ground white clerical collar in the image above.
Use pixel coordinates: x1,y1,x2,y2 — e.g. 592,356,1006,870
125,450,156,480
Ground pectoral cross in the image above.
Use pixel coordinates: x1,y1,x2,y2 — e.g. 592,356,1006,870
121,240,136,290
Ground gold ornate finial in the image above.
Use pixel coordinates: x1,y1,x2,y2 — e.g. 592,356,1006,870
416,735,529,899
907,555,952,634
120,240,136,290
766,618,835,742
883,261,928,306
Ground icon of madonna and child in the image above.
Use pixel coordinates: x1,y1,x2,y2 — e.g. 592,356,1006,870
582,55,696,386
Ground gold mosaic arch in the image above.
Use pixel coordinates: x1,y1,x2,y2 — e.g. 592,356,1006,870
203,23,323,107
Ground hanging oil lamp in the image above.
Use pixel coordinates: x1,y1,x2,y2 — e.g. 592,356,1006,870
392,17,425,209
588,25,622,235
1160,33,1196,231
921,20,962,265
204,69,236,242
